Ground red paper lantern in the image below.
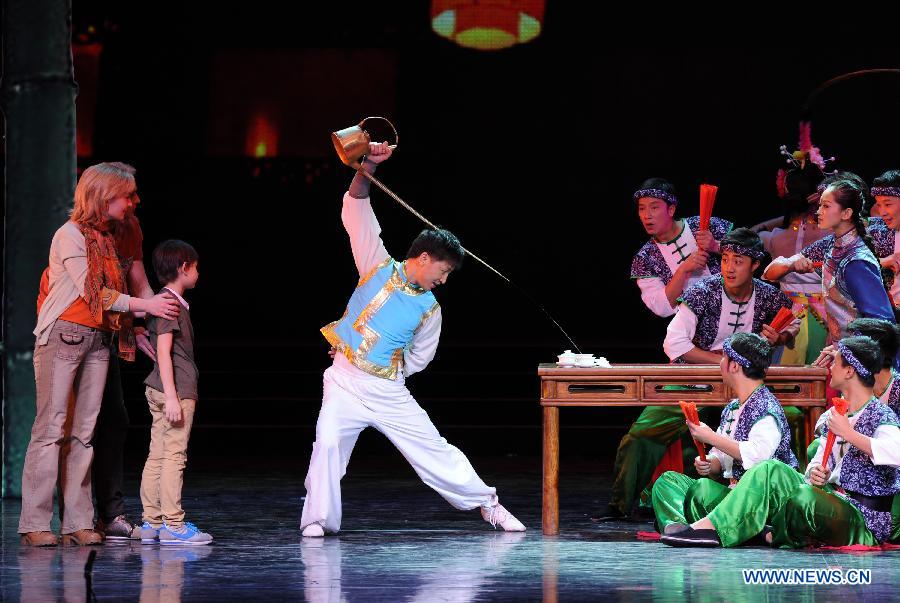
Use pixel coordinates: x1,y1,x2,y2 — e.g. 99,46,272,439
431,1,545,51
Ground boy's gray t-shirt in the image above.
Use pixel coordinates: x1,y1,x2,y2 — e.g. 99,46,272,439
144,294,198,401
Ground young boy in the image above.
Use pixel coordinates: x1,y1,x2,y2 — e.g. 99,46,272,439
651,333,798,535
300,142,525,537
139,240,212,545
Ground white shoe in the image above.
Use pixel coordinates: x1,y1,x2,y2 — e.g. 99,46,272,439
302,522,325,538
481,504,526,532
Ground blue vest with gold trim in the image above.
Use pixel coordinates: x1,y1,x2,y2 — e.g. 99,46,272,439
321,258,438,380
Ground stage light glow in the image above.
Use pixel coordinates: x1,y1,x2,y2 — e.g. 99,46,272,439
246,112,279,158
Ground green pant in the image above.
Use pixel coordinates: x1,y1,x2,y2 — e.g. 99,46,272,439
707,460,877,548
651,471,730,530
609,405,715,514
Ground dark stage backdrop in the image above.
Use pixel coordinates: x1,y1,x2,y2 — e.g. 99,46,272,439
7,5,900,463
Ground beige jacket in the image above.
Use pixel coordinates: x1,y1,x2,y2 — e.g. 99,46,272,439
34,221,131,346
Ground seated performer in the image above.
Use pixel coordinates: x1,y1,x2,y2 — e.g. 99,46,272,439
665,228,797,364
600,228,797,521
662,336,900,548
652,333,798,535
299,142,525,537
631,178,732,318
812,318,900,543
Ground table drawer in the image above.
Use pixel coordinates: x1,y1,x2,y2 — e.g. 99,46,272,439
642,380,725,401
765,381,816,401
550,380,639,400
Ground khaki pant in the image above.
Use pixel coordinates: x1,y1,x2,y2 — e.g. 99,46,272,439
19,320,111,534
140,387,196,529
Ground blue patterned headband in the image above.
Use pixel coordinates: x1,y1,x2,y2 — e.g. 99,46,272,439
871,186,900,198
722,337,752,368
633,188,678,206
720,243,766,260
837,341,872,379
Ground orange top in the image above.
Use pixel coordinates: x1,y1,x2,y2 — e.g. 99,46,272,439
37,216,144,331
38,267,110,330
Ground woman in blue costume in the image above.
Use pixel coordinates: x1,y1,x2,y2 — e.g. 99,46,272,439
764,174,895,346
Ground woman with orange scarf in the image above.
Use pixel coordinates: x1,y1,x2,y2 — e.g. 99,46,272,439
19,163,179,547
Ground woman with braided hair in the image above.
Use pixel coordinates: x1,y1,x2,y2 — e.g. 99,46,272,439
764,173,895,346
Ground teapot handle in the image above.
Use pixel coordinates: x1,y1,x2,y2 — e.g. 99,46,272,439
350,117,399,170
360,116,398,147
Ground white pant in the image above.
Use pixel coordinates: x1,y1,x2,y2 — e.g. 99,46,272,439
300,356,497,532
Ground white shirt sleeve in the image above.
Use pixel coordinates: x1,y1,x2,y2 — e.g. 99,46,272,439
341,193,391,277
635,277,676,317
813,411,828,437
762,254,798,281
737,415,781,470
708,447,733,477
403,305,442,378
664,305,698,362
870,424,900,467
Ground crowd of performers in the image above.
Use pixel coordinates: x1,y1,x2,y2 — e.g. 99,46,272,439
612,126,900,548
16,127,900,551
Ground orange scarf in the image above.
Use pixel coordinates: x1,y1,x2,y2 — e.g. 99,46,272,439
80,223,135,361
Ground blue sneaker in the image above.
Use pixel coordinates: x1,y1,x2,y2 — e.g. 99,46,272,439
159,522,213,546
140,522,161,544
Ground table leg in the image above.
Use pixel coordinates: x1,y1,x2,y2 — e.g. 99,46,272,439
543,406,559,535
806,406,824,447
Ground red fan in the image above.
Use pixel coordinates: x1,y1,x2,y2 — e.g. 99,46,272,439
812,261,823,269
821,397,850,471
699,184,718,231
768,306,798,333
679,400,707,462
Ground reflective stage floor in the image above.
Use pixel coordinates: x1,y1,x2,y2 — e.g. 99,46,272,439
2,457,898,601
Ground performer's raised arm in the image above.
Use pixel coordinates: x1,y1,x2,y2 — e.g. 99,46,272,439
341,142,393,276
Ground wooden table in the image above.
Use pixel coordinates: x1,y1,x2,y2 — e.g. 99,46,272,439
538,363,828,535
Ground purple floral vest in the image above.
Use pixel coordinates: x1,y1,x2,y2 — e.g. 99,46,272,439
630,216,732,284
820,399,900,542
677,277,791,352
726,386,798,480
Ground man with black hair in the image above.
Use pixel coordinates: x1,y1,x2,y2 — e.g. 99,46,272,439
652,333,798,535
300,143,525,537
599,229,798,522
813,317,900,543
631,178,732,318
663,336,900,548
665,228,797,364
870,170,900,308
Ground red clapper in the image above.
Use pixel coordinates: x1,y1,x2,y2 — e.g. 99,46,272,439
679,400,707,462
699,184,718,231
768,306,799,333
821,397,850,470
